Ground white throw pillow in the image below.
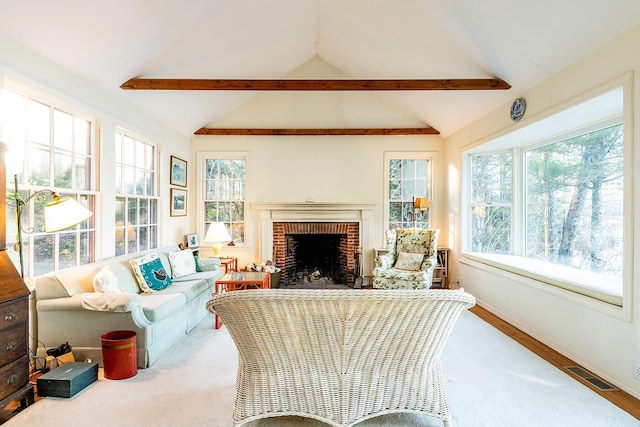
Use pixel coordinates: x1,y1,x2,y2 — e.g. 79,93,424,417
168,250,197,278
93,266,124,294
394,252,424,271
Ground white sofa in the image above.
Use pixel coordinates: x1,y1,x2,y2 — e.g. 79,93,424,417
35,246,223,368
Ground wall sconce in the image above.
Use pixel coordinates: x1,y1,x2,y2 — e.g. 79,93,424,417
412,197,430,228
204,222,232,258
7,175,94,278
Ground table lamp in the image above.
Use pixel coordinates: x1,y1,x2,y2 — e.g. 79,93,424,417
412,196,430,228
205,222,231,257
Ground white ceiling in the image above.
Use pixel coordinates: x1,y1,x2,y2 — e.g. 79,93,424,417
1,0,639,137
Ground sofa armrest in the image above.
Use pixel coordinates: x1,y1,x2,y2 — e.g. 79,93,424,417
198,257,221,272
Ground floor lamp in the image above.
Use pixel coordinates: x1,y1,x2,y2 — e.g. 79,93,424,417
7,174,94,278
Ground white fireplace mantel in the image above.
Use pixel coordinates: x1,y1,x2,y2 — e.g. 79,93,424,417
256,203,376,275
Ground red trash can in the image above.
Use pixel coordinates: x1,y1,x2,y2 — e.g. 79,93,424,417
101,330,137,379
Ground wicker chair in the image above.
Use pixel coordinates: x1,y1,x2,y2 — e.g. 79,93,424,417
372,228,440,289
207,288,475,427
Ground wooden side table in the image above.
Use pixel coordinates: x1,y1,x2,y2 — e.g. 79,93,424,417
214,272,270,329
219,257,238,273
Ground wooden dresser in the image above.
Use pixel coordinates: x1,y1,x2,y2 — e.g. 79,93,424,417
0,251,34,420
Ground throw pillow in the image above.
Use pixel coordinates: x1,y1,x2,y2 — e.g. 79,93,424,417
193,255,203,272
93,266,124,294
168,249,197,278
129,253,172,292
394,251,424,271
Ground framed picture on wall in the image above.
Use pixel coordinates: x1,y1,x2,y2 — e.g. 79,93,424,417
170,156,187,187
170,188,187,216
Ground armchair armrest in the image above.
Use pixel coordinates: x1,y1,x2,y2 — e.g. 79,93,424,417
375,253,394,269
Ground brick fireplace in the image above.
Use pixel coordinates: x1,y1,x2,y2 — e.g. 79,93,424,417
273,222,359,285
257,203,375,282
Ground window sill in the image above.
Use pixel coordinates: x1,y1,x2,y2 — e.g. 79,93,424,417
460,252,623,307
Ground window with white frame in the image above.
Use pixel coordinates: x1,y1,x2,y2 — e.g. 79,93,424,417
464,85,627,306
114,129,159,256
385,153,433,230
202,155,246,245
1,85,96,279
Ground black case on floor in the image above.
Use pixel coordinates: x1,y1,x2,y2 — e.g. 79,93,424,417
37,362,98,398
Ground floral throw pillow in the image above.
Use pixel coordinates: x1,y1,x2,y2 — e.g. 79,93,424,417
394,251,424,271
129,253,172,292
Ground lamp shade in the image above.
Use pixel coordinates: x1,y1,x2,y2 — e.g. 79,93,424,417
205,222,231,244
44,196,94,232
413,197,430,211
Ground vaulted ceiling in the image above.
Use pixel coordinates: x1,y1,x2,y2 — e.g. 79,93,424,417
1,0,639,137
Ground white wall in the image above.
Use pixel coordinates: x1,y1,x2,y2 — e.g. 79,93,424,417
0,33,192,258
189,58,447,269
445,25,640,398
190,135,444,270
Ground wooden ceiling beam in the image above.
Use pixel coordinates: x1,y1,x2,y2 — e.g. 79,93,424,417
121,78,510,91
194,127,440,136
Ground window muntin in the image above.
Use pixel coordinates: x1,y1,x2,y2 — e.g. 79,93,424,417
203,157,246,245
1,87,96,279
386,154,432,230
114,130,159,256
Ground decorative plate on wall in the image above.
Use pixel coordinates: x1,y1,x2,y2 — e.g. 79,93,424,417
510,98,526,121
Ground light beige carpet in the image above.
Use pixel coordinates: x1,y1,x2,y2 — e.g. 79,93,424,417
7,310,638,427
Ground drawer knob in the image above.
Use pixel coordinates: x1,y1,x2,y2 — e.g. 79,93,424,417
6,374,16,385
4,312,15,322
5,341,16,351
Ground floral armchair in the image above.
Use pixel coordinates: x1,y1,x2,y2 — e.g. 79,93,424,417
372,228,439,289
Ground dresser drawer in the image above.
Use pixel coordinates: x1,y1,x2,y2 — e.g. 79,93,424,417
0,355,29,401
0,298,28,333
0,324,27,367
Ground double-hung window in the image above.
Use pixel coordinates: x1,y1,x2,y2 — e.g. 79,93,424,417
384,152,433,230
199,153,247,246
114,129,159,255
1,85,96,279
463,83,628,308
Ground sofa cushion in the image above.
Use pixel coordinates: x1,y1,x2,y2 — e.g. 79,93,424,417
130,254,173,293
155,278,211,303
140,293,186,323
93,266,124,294
168,250,196,278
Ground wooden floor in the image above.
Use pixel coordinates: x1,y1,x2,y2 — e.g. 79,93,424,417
470,305,640,420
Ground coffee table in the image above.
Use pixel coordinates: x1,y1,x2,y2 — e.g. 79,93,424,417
214,271,270,329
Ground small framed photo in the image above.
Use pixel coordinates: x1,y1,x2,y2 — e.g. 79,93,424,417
170,155,187,187
186,234,198,247
170,188,187,216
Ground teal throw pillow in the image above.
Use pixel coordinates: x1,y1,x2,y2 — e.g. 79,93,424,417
194,255,203,273
130,253,172,292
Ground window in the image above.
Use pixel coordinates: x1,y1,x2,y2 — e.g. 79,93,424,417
201,154,247,245
114,130,159,256
470,151,512,253
1,85,96,279
464,85,627,307
385,152,433,230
